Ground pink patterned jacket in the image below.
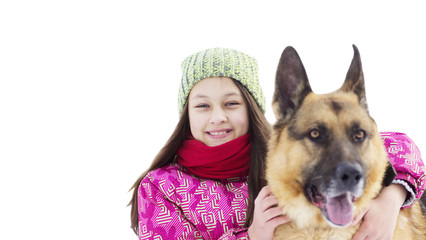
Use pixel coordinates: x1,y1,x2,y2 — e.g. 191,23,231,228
137,132,425,239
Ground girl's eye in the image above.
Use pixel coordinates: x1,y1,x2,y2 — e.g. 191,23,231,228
225,102,239,107
196,104,209,108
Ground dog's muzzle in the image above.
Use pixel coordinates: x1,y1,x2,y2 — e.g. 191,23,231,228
305,162,365,227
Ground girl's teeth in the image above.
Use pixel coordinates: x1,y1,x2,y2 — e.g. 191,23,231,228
210,131,227,136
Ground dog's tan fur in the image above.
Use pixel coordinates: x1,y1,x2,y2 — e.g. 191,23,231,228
266,45,426,239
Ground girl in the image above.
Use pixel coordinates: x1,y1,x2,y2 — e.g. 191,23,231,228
129,48,425,239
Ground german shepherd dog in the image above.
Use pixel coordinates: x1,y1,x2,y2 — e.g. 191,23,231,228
266,45,426,239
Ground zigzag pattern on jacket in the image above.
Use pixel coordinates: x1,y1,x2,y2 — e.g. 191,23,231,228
137,163,249,239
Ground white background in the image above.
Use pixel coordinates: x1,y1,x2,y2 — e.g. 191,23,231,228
1,1,425,239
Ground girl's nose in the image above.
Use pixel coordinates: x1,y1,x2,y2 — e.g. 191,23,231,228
210,107,227,125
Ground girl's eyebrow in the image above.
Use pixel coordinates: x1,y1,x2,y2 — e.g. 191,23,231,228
224,92,241,97
190,91,241,100
190,94,208,100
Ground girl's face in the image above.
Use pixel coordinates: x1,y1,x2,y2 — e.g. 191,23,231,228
188,77,249,147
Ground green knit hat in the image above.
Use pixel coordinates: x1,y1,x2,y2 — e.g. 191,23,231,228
178,48,265,114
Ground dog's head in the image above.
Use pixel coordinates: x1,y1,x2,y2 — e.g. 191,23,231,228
266,45,395,228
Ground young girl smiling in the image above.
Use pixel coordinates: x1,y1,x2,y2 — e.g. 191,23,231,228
129,48,425,239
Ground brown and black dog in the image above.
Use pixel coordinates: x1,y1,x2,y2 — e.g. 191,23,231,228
266,45,426,239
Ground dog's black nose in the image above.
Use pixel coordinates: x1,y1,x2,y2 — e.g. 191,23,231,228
335,163,364,189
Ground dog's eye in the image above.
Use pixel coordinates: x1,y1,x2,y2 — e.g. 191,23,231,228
309,129,320,140
353,129,366,142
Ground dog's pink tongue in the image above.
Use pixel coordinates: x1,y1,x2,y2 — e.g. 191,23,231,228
326,192,353,226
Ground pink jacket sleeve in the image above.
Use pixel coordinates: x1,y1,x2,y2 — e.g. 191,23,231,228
380,132,426,208
137,178,201,239
137,167,249,239
217,229,249,240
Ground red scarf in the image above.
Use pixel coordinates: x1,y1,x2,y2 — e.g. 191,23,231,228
177,134,250,179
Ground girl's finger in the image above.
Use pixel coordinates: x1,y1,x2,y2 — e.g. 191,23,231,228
269,215,291,228
255,186,272,207
261,195,280,212
264,206,284,221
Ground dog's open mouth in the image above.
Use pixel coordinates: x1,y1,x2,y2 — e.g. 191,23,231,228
307,185,357,227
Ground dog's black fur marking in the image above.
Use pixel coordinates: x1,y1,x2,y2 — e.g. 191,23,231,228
330,100,343,115
420,193,426,215
382,162,397,187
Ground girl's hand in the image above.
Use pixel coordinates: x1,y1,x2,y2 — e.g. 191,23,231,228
248,186,291,240
351,184,407,240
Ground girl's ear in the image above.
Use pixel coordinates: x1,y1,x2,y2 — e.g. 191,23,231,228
339,45,368,112
272,46,312,121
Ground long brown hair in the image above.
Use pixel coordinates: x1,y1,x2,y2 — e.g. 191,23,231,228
128,80,270,234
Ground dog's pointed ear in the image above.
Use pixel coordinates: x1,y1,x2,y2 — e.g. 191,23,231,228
273,46,312,121
382,161,397,187
340,45,368,112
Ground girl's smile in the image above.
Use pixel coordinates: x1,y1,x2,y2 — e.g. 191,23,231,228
206,129,232,138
